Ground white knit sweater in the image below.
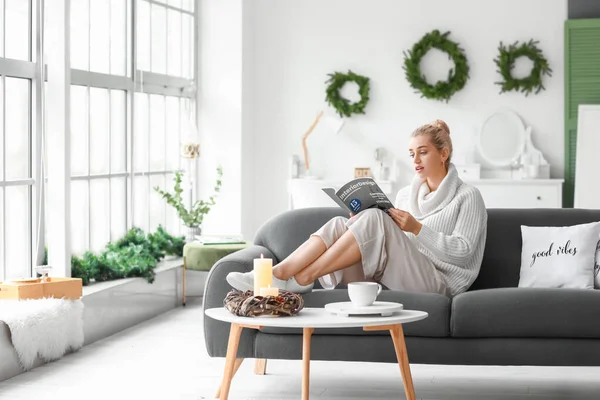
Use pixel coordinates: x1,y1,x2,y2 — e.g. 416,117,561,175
394,164,488,297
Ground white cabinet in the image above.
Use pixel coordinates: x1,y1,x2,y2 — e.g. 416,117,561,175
464,179,564,208
288,178,564,210
454,164,481,180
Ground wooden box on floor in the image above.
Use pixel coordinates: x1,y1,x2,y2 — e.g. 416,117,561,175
0,277,83,300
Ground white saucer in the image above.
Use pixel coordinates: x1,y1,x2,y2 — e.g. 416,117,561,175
324,301,403,317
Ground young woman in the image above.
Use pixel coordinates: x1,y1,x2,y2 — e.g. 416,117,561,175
227,120,488,298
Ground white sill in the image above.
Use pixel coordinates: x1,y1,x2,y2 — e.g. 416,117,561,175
82,256,183,296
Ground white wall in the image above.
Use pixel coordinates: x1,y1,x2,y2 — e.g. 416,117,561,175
197,0,243,236
241,0,256,243
199,0,567,241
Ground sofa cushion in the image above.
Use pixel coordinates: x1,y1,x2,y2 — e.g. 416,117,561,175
451,287,600,338
259,289,451,337
518,222,600,289
469,208,600,291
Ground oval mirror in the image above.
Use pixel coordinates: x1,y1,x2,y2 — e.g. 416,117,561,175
477,110,526,168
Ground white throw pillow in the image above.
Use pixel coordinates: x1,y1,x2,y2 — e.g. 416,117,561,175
519,221,600,289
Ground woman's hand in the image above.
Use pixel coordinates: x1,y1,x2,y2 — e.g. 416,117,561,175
389,208,422,235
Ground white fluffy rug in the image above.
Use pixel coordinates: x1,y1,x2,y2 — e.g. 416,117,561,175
0,298,84,371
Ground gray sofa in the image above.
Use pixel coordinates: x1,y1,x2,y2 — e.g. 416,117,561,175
203,207,600,366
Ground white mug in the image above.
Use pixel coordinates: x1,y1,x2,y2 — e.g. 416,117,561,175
348,282,382,307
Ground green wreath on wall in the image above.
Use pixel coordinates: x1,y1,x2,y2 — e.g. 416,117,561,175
493,39,552,96
325,70,370,118
403,30,470,102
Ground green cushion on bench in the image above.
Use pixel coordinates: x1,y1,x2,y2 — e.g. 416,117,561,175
183,242,251,271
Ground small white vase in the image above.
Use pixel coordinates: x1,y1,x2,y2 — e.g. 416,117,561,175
186,226,202,243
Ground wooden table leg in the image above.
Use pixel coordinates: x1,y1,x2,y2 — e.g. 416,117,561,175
302,328,314,400
182,256,187,306
254,358,267,375
218,324,244,400
390,325,416,400
363,324,416,400
215,323,262,399
215,358,244,398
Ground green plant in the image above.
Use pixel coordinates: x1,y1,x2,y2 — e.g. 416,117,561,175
325,70,370,118
154,166,223,227
493,39,552,96
403,29,470,102
148,226,185,257
80,251,111,282
68,225,185,286
102,244,157,283
107,227,164,260
71,255,90,286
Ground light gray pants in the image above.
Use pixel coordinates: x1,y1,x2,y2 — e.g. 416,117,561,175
312,209,448,295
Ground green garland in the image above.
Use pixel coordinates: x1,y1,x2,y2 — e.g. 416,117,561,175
403,30,469,102
325,70,370,118
43,226,185,286
493,39,552,96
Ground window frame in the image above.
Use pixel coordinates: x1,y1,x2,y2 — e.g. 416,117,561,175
67,0,196,255
0,0,198,279
0,0,42,281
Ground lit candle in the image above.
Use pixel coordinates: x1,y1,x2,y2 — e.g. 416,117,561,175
259,284,279,297
253,254,273,294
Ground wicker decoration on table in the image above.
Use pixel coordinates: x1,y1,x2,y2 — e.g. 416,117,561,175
224,289,305,317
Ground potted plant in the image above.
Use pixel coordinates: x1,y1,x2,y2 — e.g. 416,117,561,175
154,166,223,242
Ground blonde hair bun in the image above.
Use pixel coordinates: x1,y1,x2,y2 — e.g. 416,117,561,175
411,119,454,169
432,119,450,135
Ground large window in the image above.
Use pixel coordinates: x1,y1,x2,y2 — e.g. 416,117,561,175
67,0,195,257
132,93,190,236
69,0,131,254
133,0,195,236
0,0,196,280
69,86,129,254
0,1,39,280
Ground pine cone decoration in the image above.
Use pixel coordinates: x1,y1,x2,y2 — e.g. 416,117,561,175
224,289,304,317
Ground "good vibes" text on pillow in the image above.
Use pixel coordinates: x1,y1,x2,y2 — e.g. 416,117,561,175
530,240,578,267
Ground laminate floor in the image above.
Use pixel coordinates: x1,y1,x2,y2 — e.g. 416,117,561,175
1,298,598,400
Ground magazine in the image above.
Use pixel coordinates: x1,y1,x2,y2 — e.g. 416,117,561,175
322,178,394,215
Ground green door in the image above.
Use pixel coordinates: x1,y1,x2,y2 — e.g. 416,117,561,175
564,19,600,208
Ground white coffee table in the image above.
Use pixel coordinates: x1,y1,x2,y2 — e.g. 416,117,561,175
205,306,428,400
